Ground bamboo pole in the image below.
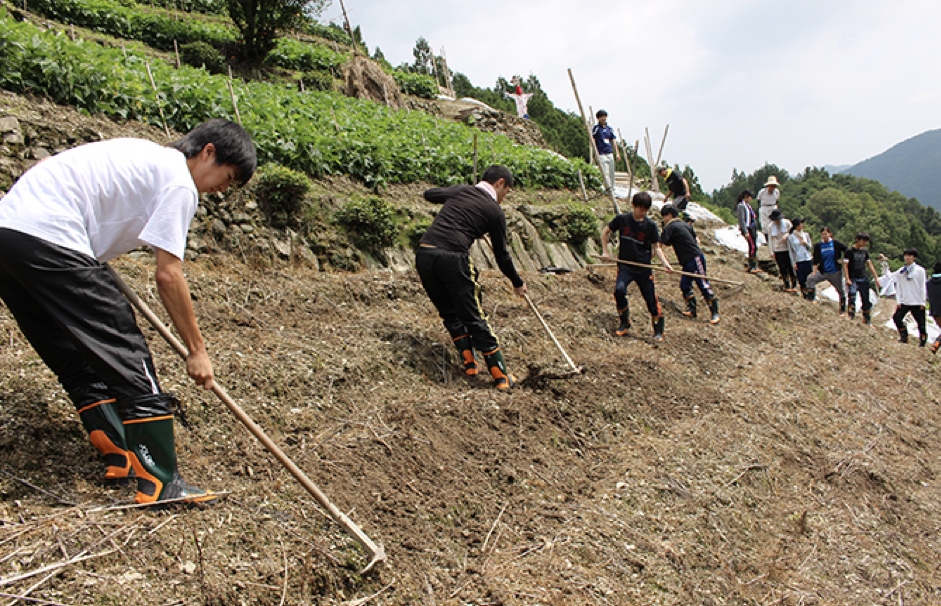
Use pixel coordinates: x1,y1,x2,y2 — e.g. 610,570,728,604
440,45,454,96
577,170,589,203
144,62,171,139
523,295,581,374
472,132,478,183
105,266,386,573
644,128,658,193
567,68,620,215
592,255,744,285
173,39,181,68
338,0,358,56
655,124,670,169
227,66,242,126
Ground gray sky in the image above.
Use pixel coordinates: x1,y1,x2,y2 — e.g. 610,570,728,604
328,0,941,192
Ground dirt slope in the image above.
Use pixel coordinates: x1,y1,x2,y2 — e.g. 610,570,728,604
1,247,940,605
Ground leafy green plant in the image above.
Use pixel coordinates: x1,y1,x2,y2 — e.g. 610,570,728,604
300,69,333,91
392,71,437,99
179,41,226,73
266,37,346,73
253,164,312,228
403,215,432,250
134,0,227,14
559,204,599,247
334,197,399,261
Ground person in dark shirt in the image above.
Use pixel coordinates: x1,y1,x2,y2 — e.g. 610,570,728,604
660,205,720,324
842,232,881,324
591,110,620,192
927,261,941,354
657,166,691,211
806,226,848,313
600,192,674,341
416,165,527,390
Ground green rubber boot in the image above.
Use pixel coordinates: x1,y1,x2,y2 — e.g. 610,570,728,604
78,397,133,483
483,349,515,391
452,334,478,376
708,297,720,325
682,294,697,319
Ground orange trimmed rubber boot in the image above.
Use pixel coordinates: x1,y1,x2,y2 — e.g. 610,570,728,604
78,398,133,482
123,406,217,505
453,334,478,376
483,349,515,391
615,309,632,336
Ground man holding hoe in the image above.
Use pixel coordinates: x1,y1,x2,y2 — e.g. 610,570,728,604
0,119,256,505
659,205,720,324
601,192,674,341
416,165,527,390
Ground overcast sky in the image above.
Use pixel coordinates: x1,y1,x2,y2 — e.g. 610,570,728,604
326,0,941,192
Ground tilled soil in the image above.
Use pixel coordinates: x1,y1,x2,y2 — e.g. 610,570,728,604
1,247,939,605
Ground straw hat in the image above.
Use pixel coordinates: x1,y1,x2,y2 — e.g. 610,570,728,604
764,175,780,188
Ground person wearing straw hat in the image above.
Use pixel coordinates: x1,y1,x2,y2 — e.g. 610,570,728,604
591,110,620,193
0,119,256,505
757,175,781,244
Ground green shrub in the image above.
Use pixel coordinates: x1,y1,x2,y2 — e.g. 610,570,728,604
179,41,226,74
560,204,599,246
403,215,432,249
301,69,334,92
334,197,399,261
134,0,227,14
266,38,346,73
393,71,438,99
253,164,312,228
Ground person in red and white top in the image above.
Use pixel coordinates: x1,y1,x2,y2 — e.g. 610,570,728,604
0,119,256,505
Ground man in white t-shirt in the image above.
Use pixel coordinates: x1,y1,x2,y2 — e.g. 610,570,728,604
0,119,256,505
757,175,780,245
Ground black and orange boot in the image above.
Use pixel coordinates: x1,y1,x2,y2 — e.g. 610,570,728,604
919,334,928,348
681,294,697,319
122,394,218,505
615,308,632,336
483,349,515,391
931,336,941,354
862,310,872,325
707,297,720,325
453,334,478,376
847,303,856,320
652,317,665,341
76,390,133,483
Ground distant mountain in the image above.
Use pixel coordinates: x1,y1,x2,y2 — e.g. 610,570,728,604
840,129,941,211
822,164,851,174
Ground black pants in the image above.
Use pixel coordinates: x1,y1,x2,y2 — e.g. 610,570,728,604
615,267,662,318
893,304,926,337
0,229,166,416
774,251,796,287
415,247,500,353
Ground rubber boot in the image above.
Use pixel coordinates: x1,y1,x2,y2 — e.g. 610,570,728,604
847,302,856,320
839,298,847,316
919,334,928,348
708,297,720,325
615,308,632,336
804,288,816,302
681,294,697,319
898,327,908,344
78,398,133,483
483,349,515,391
862,310,871,325
931,336,940,354
453,334,478,376
652,317,664,341
122,394,217,505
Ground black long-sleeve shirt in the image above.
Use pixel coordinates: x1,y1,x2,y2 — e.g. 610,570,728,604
420,185,524,288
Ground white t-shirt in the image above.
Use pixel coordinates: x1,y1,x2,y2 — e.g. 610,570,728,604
0,138,198,262
757,187,779,208
768,219,792,253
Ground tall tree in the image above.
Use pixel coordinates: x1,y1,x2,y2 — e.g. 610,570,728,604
412,37,433,74
227,0,324,64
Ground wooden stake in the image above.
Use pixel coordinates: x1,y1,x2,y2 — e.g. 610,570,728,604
173,39,180,68
338,0,358,55
654,124,669,170
440,45,454,96
121,42,127,60
472,132,478,183
644,128,658,193
577,170,589,203
226,79,242,126
144,62,171,138
592,255,744,285
567,68,620,215
105,266,386,574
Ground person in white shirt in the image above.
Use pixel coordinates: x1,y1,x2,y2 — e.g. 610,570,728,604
787,218,813,297
0,119,256,505
767,209,796,291
757,175,780,246
891,248,928,346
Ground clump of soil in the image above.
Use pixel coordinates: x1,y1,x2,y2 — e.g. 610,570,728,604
342,55,404,109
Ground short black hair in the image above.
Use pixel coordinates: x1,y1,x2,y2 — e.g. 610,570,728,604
820,226,832,234
481,165,514,188
632,192,652,209
933,261,941,274
737,189,753,202
595,109,607,118
904,247,918,258
660,204,679,218
168,119,257,185
855,232,870,242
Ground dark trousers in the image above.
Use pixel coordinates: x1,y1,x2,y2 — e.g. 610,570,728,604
679,255,714,300
795,260,813,290
848,277,873,312
744,227,757,258
615,267,662,318
416,247,499,353
893,304,926,337
774,251,796,287
0,229,166,417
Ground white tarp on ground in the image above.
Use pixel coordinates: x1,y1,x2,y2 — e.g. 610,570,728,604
712,225,766,252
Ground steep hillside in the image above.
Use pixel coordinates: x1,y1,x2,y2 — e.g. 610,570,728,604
841,129,941,211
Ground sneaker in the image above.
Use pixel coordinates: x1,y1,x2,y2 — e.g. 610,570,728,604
494,374,516,391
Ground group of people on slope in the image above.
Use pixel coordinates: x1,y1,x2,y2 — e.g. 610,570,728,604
735,177,941,351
